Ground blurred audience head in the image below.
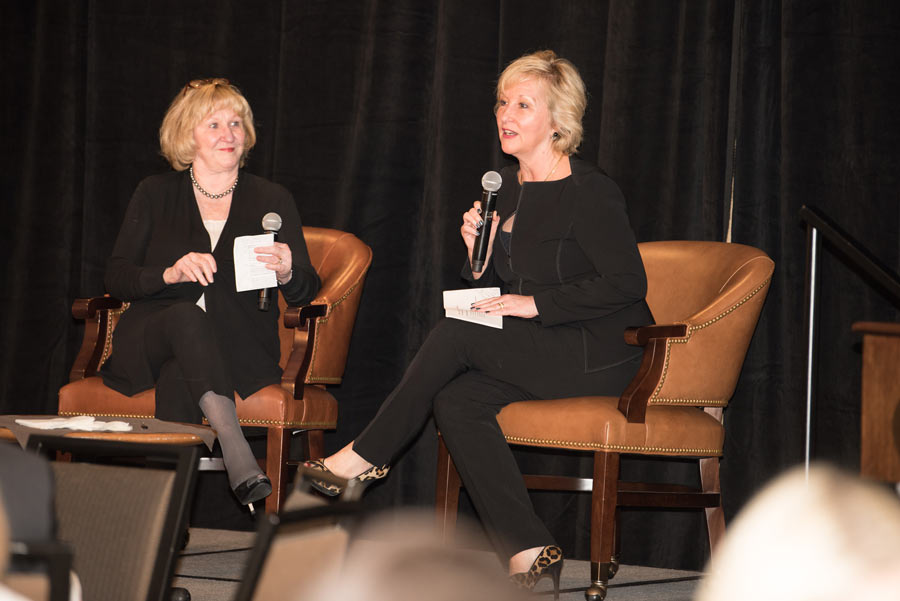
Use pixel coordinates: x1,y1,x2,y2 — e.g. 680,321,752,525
306,510,517,601
159,77,257,170
696,463,900,601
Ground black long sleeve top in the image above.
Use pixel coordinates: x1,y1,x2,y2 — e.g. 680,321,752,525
464,159,653,372
100,169,320,398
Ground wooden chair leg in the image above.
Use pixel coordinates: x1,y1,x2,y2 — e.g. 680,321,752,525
700,456,726,551
265,428,290,514
435,434,461,543
609,507,621,579
587,451,620,601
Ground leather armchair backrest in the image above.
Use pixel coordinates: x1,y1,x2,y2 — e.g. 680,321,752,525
638,241,774,407
278,227,372,385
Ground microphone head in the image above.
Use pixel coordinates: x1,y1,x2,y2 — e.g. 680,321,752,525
261,212,283,232
481,171,503,192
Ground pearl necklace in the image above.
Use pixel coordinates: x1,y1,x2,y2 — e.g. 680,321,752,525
190,165,238,199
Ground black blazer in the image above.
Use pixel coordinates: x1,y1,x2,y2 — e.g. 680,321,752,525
101,169,320,399
466,159,652,372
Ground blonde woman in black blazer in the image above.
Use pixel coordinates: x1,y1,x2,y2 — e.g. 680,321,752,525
307,51,651,595
101,79,320,506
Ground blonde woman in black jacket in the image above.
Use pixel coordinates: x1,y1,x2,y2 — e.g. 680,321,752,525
307,51,651,595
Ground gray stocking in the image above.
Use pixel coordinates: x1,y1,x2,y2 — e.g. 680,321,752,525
199,391,263,489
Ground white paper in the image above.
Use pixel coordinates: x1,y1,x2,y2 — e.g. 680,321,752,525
15,415,132,432
442,287,503,329
234,234,278,292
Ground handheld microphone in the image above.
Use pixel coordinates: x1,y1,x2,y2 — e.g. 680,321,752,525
258,212,283,311
471,170,503,272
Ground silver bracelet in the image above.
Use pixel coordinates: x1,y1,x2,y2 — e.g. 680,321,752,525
277,269,293,286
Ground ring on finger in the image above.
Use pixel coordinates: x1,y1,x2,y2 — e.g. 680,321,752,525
498,302,504,309
278,257,283,264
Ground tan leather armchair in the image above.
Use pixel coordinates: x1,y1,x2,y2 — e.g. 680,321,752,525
59,226,372,513
435,241,774,601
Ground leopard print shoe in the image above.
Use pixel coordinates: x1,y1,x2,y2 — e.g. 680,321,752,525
304,459,390,497
509,545,563,599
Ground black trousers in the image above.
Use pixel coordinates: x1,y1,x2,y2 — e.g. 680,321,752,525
143,303,234,423
353,317,640,559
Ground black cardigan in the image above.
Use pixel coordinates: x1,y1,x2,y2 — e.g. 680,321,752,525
100,169,321,399
464,159,653,372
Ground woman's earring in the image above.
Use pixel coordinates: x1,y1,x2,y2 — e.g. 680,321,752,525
552,132,560,139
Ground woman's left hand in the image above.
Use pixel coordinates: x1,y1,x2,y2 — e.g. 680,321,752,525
255,242,293,284
470,294,538,318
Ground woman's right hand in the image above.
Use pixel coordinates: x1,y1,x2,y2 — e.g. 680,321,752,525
461,200,499,277
163,252,218,286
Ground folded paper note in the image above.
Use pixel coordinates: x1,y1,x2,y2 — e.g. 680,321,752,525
442,287,503,329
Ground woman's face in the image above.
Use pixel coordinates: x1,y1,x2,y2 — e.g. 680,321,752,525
192,107,245,173
496,78,556,161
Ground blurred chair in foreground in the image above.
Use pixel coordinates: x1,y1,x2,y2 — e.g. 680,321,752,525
0,445,72,601
1,487,31,601
696,464,900,601
235,466,363,601
27,435,199,601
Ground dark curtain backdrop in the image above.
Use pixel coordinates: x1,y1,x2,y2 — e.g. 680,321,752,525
2,0,898,570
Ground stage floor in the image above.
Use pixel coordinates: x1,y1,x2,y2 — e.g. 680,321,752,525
173,528,702,601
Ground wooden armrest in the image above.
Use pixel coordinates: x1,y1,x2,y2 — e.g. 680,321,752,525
68,296,126,382
617,323,688,423
624,323,688,346
283,303,328,329
71,296,123,320
281,303,329,398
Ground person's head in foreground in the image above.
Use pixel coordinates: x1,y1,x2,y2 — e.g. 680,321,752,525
696,463,900,601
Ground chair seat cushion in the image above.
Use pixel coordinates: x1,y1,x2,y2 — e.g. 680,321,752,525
497,396,723,457
59,377,337,429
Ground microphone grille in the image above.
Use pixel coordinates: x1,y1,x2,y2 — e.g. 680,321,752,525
481,171,503,192
261,212,283,232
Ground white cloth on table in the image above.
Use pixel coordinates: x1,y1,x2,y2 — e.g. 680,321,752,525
14,415,133,432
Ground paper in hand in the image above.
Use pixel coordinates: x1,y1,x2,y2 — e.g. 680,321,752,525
443,287,503,329
233,234,278,292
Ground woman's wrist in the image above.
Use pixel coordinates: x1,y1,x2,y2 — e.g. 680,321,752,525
277,269,293,285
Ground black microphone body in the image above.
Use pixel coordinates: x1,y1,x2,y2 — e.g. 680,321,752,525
471,171,503,272
258,212,283,311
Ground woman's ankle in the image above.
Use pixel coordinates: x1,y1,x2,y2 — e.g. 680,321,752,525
323,443,373,479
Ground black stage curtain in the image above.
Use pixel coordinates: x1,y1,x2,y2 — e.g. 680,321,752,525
1,0,897,570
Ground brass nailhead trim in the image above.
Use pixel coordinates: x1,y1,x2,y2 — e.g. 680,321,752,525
504,435,721,455
237,418,336,428
100,303,130,367
651,276,771,404
650,398,728,406
307,376,341,384
59,411,155,419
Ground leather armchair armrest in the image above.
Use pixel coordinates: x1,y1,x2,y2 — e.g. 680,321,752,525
624,323,688,346
617,322,689,423
71,295,123,320
68,296,125,381
282,303,328,329
280,303,329,399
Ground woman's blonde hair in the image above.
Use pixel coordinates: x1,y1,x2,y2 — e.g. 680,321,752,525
496,50,587,155
159,78,257,171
